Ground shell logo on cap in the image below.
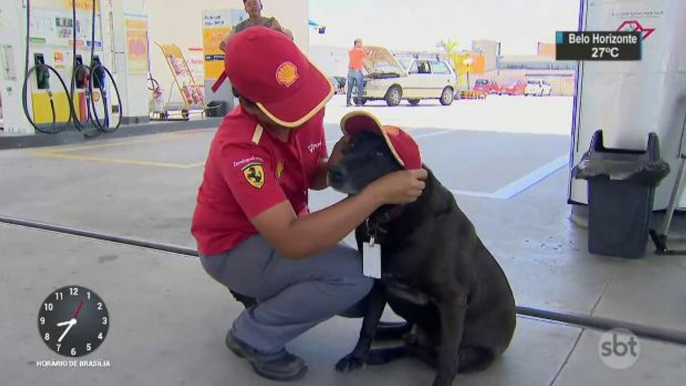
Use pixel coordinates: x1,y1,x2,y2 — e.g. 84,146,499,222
383,126,401,137
276,62,299,87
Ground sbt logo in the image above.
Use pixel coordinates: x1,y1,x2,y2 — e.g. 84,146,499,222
598,328,640,369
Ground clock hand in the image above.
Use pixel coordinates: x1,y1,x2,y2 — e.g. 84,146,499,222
73,301,84,319
54,300,84,343
57,319,76,343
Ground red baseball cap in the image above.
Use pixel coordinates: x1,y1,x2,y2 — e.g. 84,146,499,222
224,27,334,128
340,111,422,170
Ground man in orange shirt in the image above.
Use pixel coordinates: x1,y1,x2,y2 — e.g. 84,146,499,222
346,38,369,107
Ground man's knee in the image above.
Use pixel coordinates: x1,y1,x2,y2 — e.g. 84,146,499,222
351,274,374,303
326,245,373,298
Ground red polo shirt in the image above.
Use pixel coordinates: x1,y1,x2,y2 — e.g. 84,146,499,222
191,105,328,256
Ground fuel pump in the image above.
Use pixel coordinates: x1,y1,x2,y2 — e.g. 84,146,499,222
0,0,121,135
69,1,91,131
87,0,122,132
21,0,75,134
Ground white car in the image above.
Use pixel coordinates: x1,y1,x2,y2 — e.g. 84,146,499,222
525,79,553,96
353,46,459,106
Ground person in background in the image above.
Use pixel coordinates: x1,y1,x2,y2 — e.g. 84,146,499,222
346,38,371,107
219,0,293,51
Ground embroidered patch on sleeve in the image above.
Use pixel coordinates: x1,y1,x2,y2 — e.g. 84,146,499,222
242,163,266,189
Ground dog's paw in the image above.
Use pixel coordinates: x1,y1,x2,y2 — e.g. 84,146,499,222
335,353,366,372
365,349,388,365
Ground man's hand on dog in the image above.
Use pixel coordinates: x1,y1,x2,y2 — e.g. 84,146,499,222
368,169,427,204
328,135,427,204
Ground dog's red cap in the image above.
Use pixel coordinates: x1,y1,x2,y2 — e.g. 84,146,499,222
224,27,334,128
340,111,422,170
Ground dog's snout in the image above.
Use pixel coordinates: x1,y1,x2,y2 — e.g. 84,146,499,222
328,165,347,183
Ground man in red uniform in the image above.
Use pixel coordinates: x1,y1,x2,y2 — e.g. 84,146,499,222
191,27,427,382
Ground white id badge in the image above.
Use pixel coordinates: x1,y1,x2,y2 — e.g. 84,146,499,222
362,238,382,279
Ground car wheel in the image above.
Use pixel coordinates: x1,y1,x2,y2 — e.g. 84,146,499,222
385,86,402,107
440,87,454,105
408,99,420,106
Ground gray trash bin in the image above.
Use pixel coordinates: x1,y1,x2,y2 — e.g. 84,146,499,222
205,100,228,117
573,130,670,259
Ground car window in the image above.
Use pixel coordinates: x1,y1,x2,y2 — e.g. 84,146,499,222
408,61,419,73
398,58,412,70
416,61,431,74
430,61,451,74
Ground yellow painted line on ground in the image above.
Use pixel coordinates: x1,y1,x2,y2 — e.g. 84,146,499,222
32,151,200,169
170,128,217,136
46,134,183,154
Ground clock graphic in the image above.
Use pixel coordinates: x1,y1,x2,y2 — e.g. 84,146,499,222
37,285,109,357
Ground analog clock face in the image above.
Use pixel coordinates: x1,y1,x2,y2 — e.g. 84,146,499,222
37,286,109,357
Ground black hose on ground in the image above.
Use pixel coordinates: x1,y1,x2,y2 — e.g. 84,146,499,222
1,214,686,347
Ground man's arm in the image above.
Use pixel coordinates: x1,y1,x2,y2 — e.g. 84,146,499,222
219,29,236,52
269,18,294,40
252,168,426,260
362,49,374,72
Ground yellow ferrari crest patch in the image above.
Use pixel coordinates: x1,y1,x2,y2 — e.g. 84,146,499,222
242,163,265,189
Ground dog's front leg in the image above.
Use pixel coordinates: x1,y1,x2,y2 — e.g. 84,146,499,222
432,294,468,386
335,280,386,372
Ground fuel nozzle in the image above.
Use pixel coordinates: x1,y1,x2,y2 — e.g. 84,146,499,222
34,53,50,90
91,56,105,90
74,55,89,89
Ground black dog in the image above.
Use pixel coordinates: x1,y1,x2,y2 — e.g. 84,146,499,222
328,131,517,386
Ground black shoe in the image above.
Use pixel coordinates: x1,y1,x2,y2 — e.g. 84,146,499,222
346,102,353,107
226,330,308,382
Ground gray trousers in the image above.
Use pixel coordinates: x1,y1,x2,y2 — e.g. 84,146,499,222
199,235,374,353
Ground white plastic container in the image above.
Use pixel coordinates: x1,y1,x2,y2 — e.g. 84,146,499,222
569,0,686,210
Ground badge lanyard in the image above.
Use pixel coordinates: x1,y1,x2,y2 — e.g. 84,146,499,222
363,219,382,278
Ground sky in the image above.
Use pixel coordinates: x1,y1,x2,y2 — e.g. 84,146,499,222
309,0,581,55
